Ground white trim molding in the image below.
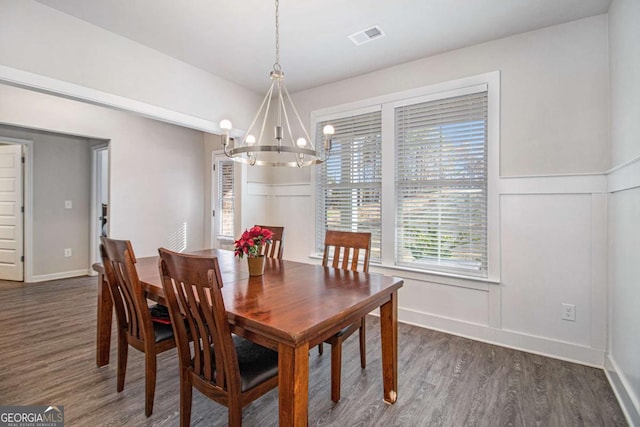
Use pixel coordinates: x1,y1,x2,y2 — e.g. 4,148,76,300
499,174,607,195
0,65,222,134
607,154,640,193
29,269,91,283
396,308,606,367
247,182,311,197
605,356,640,426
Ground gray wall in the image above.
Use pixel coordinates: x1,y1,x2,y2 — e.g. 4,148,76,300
0,83,206,267
0,125,91,277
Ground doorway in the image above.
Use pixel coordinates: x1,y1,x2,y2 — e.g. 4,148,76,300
90,144,109,268
211,152,235,250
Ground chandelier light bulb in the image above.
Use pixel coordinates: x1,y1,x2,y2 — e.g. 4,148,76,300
219,119,233,131
246,134,256,145
323,125,335,136
296,138,307,148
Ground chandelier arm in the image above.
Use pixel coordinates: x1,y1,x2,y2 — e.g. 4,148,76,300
282,84,315,149
223,140,233,158
278,80,282,126
244,80,276,146
277,80,284,152
278,91,296,148
257,81,276,147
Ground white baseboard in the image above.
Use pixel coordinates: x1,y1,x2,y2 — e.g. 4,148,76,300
28,269,91,283
605,356,640,427
396,307,605,368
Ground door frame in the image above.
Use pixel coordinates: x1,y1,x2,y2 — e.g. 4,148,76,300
90,143,109,273
0,136,33,282
211,151,225,248
210,151,245,249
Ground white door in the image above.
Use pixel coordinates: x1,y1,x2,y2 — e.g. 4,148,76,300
0,144,23,281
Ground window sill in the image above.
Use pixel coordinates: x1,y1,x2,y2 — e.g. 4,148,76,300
308,254,499,291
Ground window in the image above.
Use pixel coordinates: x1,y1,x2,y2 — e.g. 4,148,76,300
215,158,235,245
218,160,235,238
395,91,488,276
314,74,496,279
315,110,382,261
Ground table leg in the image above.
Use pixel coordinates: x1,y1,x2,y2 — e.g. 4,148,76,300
278,342,309,426
96,270,113,367
380,291,398,404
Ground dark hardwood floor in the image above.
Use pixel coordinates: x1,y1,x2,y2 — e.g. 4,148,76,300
0,276,627,426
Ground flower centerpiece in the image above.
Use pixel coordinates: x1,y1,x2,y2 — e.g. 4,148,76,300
234,226,274,276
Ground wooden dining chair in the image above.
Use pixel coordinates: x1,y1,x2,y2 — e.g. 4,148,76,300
100,237,178,417
320,229,371,402
255,225,285,259
158,248,279,427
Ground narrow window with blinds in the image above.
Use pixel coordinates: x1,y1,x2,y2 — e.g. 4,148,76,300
316,110,382,261
395,91,488,276
217,160,235,240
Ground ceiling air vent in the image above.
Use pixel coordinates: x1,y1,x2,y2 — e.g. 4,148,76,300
348,25,385,46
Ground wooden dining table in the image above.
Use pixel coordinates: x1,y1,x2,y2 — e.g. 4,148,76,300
94,249,403,426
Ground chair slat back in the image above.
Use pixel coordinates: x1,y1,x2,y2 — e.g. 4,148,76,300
322,230,371,273
158,248,241,394
100,237,151,341
255,225,285,259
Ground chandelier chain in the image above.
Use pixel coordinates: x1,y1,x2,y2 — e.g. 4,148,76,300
274,0,280,71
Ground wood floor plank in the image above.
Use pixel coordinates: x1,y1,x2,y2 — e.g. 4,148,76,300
0,276,628,426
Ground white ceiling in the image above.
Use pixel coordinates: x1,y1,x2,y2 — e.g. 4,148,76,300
34,0,611,94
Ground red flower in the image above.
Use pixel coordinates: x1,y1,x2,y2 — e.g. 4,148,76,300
233,227,274,259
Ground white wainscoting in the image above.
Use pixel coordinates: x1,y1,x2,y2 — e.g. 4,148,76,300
250,174,608,367
605,154,640,426
500,194,598,348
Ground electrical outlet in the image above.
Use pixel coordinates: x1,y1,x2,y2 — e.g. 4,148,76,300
64,248,72,258
561,303,576,321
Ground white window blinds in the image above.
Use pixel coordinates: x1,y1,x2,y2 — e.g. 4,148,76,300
395,91,488,276
316,110,382,260
218,160,235,239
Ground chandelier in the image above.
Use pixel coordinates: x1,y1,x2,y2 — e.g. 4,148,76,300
219,0,334,167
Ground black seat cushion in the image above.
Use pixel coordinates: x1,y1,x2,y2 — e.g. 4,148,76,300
203,335,278,392
150,303,170,320
152,321,175,343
